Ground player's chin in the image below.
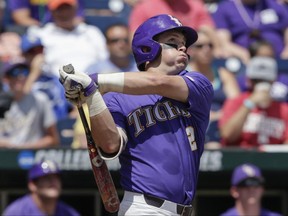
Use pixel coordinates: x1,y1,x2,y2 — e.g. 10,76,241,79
175,60,188,71
42,189,61,198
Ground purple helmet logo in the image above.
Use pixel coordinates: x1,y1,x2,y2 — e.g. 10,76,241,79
132,14,198,70
28,160,61,181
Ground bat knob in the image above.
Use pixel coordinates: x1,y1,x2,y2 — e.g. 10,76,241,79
63,64,75,74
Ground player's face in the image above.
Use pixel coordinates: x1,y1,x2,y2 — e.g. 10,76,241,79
34,174,62,199
232,186,264,205
154,31,189,74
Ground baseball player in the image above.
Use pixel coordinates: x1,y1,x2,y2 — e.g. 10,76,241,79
3,160,80,216
59,14,213,216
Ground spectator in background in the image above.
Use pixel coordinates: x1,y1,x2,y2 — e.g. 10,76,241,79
248,40,275,59
219,56,288,148
237,40,276,91
188,30,240,148
26,0,108,77
211,0,288,64
20,34,71,121
128,0,225,58
0,32,22,63
237,40,288,102
3,160,80,216
8,0,84,28
221,163,282,216
86,23,137,74
0,61,59,149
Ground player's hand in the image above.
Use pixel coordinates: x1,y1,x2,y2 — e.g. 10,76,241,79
59,64,98,106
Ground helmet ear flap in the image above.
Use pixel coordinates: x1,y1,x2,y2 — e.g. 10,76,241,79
132,38,162,70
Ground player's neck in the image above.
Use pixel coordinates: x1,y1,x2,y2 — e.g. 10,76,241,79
31,194,57,215
236,201,261,216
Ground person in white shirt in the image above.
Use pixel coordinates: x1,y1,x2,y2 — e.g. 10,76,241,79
27,0,109,77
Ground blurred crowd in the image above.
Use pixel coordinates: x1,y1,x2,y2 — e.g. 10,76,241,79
0,0,288,150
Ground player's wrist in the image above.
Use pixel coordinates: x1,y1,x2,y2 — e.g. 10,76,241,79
83,80,98,97
89,73,98,84
87,90,107,117
98,73,125,93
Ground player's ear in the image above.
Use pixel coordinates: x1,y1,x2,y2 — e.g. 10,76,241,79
28,181,37,192
230,186,239,199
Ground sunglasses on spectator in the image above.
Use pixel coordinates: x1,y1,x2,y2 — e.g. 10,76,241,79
107,38,129,44
193,43,213,49
6,67,29,77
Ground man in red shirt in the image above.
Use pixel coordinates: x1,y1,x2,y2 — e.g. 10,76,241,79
219,56,288,148
128,0,224,58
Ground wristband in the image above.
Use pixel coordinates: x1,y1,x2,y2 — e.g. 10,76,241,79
98,73,125,93
243,99,256,110
87,90,107,117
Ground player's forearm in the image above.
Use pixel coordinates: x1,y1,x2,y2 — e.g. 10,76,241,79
96,72,188,102
90,109,121,154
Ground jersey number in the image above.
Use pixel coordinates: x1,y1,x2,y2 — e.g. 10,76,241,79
186,126,197,151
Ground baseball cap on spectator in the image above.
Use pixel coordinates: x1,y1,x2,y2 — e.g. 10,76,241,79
48,0,77,10
246,56,278,82
21,34,43,54
231,163,265,187
28,160,61,181
2,60,29,78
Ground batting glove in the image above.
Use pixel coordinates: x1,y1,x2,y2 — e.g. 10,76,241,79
59,64,98,106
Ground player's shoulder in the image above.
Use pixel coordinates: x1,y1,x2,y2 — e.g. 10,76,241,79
182,70,213,87
219,207,239,216
56,200,81,216
261,208,283,216
3,195,32,215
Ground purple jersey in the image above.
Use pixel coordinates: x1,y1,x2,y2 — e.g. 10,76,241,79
221,207,283,216
212,0,288,56
103,70,213,205
3,194,80,216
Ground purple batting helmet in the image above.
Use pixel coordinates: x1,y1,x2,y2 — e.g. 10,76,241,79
132,14,198,70
28,160,61,181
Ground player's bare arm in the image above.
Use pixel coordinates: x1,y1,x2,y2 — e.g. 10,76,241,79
89,109,121,154
97,72,189,102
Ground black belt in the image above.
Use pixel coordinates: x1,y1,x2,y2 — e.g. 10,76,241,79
143,194,193,216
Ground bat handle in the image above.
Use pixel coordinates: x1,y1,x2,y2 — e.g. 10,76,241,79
63,64,75,74
77,106,90,134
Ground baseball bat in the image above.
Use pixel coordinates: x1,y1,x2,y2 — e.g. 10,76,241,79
63,64,120,213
